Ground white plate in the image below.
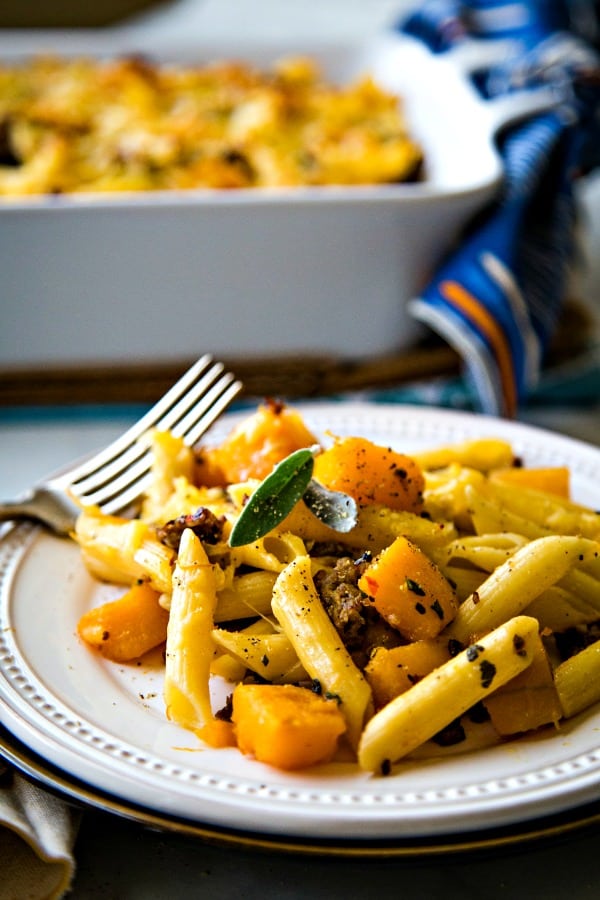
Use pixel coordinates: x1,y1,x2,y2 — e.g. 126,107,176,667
1,403,600,845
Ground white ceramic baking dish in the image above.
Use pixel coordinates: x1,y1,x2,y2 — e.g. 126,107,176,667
0,31,558,369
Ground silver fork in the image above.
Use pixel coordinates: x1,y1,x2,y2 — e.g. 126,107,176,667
0,355,242,537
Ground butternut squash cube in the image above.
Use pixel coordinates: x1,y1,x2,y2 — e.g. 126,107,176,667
313,436,424,513
489,466,570,499
483,631,562,735
195,401,317,486
232,683,346,770
365,639,452,709
77,580,169,662
358,535,458,640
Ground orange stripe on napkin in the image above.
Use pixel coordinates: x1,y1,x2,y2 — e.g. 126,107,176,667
440,280,518,417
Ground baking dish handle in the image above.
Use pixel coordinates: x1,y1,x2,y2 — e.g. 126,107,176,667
445,38,563,134
481,84,563,134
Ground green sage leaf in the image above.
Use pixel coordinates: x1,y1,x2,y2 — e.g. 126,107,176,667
228,448,315,547
303,479,358,533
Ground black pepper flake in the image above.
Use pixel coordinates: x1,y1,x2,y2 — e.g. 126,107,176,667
414,602,426,615
430,599,444,620
325,691,342,704
466,644,484,661
447,638,463,657
215,694,233,722
261,654,270,667
467,701,491,724
432,717,466,747
479,659,497,689
102,631,110,641
406,577,425,596
513,633,527,657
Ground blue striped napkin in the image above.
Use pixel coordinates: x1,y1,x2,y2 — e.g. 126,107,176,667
396,0,600,417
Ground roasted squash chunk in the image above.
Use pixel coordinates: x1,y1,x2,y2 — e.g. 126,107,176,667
365,639,452,709
195,400,317,486
483,631,562,735
77,580,169,662
313,436,424,513
359,535,459,640
232,683,346,769
489,466,570,498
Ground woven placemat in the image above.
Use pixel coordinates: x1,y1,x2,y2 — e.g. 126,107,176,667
0,302,593,408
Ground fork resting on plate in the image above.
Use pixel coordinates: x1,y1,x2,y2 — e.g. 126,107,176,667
0,355,242,537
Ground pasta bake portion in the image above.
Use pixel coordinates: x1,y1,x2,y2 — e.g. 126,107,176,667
0,54,423,195
74,400,600,774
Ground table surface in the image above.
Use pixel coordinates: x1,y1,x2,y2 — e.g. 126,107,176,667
1,2,600,896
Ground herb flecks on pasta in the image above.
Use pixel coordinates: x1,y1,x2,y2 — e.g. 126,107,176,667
74,401,600,773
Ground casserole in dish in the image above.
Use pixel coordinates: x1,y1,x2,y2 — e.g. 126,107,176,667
0,32,556,368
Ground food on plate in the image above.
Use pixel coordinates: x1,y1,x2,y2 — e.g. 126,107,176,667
73,400,600,774
0,54,422,195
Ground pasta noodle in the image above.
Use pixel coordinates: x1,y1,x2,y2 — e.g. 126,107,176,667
446,536,599,644
73,404,600,773
164,529,219,730
271,554,373,748
358,615,540,773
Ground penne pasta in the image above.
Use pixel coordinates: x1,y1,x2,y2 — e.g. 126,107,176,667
164,529,219,731
212,627,306,683
484,479,600,539
140,430,195,523
447,536,600,644
271,555,373,747
525,585,600,632
75,511,153,585
412,438,515,472
230,532,307,573
554,639,600,719
358,615,539,773
214,570,278,622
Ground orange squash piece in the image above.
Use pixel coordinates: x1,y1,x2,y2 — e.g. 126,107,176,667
195,400,317,486
197,719,237,749
483,631,562,735
313,436,424,512
232,683,347,770
358,535,458,641
489,466,570,498
365,639,452,709
77,581,169,662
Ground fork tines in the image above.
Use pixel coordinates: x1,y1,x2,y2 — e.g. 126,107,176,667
66,355,242,515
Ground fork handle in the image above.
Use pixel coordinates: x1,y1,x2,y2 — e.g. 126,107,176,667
0,495,39,522
0,492,76,536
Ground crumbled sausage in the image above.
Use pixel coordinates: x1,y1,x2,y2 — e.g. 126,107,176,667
157,507,225,549
314,555,401,668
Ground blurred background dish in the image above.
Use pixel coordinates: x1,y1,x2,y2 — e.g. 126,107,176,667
0,24,560,376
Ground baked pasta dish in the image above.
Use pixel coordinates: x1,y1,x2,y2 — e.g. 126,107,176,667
0,54,423,195
73,400,600,774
